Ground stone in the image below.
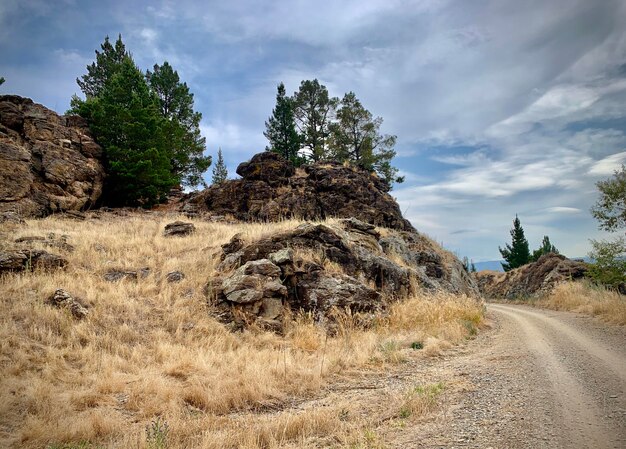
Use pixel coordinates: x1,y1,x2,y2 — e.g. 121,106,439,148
183,152,415,232
163,221,195,237
165,271,185,283
221,233,244,255
0,95,105,218
268,248,293,265
15,235,75,252
103,267,150,282
0,249,67,273
47,289,88,319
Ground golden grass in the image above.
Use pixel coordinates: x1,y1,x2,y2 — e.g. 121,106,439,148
0,213,483,448
537,281,626,325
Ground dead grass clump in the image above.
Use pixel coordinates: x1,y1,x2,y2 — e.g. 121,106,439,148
538,281,626,325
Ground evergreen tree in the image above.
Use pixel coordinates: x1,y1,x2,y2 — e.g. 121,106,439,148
499,215,531,271
212,148,228,185
292,79,338,162
264,82,302,165
146,61,210,187
76,35,128,98
530,236,559,262
0,77,5,86
470,260,477,273
330,91,403,190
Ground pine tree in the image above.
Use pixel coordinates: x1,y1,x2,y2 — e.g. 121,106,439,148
470,261,477,273
531,236,559,262
0,77,5,86
330,91,403,190
499,215,531,271
264,83,301,165
146,61,210,187
76,34,129,98
212,148,228,185
292,79,338,162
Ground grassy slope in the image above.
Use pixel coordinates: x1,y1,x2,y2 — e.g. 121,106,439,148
0,213,483,448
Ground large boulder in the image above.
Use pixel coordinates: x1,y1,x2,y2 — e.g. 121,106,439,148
0,95,105,218
183,152,414,232
474,253,588,299
210,218,479,330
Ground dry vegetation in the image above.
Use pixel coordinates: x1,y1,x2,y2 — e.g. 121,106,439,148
536,281,626,325
0,212,483,448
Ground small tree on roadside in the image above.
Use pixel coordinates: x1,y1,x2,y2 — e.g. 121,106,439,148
588,165,626,289
530,235,559,262
212,148,228,185
499,215,531,271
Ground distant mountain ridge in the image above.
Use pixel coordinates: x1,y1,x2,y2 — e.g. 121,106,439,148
474,256,590,272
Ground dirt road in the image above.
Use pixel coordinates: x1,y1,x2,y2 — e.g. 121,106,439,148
394,303,626,448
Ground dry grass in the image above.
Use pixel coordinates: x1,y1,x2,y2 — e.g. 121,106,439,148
0,213,483,448
537,281,626,325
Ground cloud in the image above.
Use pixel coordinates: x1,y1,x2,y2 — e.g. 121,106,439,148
588,151,626,175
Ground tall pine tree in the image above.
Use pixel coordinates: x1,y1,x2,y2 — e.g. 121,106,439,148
499,215,531,271
212,148,228,185
264,83,301,165
76,35,128,99
146,61,210,187
530,236,559,262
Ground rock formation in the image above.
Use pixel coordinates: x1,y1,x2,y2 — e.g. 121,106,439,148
210,218,479,330
0,95,105,218
183,152,414,232
474,253,588,299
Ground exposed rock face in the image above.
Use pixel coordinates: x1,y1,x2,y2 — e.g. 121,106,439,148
474,254,588,299
46,289,88,319
210,218,478,330
163,221,195,237
0,95,105,218
184,152,415,232
0,248,68,272
103,267,150,282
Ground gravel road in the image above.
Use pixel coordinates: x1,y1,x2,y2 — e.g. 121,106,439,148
397,303,626,448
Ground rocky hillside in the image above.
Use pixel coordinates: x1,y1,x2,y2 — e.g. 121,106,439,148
0,95,105,219
212,217,478,330
184,152,415,232
474,253,588,299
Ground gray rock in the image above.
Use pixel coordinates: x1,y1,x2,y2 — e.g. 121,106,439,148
0,249,67,272
269,248,293,265
103,267,150,282
163,221,195,237
165,271,185,283
46,289,88,319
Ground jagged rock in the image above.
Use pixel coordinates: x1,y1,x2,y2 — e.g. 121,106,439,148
165,271,185,283
209,218,479,330
46,289,88,319
474,253,588,299
184,152,414,232
163,221,195,237
15,234,75,252
0,95,105,218
0,248,68,272
104,267,150,282
221,233,245,256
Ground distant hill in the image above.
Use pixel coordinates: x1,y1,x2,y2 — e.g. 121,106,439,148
474,260,505,272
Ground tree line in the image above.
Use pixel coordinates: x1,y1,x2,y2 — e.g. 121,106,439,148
264,80,404,190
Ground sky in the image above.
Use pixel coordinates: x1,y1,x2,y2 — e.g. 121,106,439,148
1,0,625,262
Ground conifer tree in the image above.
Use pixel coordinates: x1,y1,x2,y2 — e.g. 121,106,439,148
212,148,228,185
0,77,5,86
264,83,301,164
499,215,531,271
76,35,128,98
530,236,559,262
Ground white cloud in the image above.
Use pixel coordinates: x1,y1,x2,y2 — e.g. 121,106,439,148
588,151,626,175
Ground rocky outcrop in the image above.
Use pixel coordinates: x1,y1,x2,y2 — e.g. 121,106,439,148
475,254,588,299
163,221,195,237
0,248,68,272
210,218,478,330
46,289,88,319
183,152,414,232
0,95,105,218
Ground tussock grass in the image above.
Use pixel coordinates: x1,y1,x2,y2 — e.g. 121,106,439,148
537,281,626,325
0,213,483,448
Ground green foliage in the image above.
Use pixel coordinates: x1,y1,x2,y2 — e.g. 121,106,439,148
146,61,210,187
0,76,5,86
587,237,626,288
146,417,169,449
76,35,128,98
292,79,338,162
470,260,477,273
72,35,211,205
499,215,530,271
79,58,176,207
330,92,403,189
264,82,302,165
530,235,559,262
410,341,423,350
591,165,626,232
211,148,228,185
462,256,470,272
